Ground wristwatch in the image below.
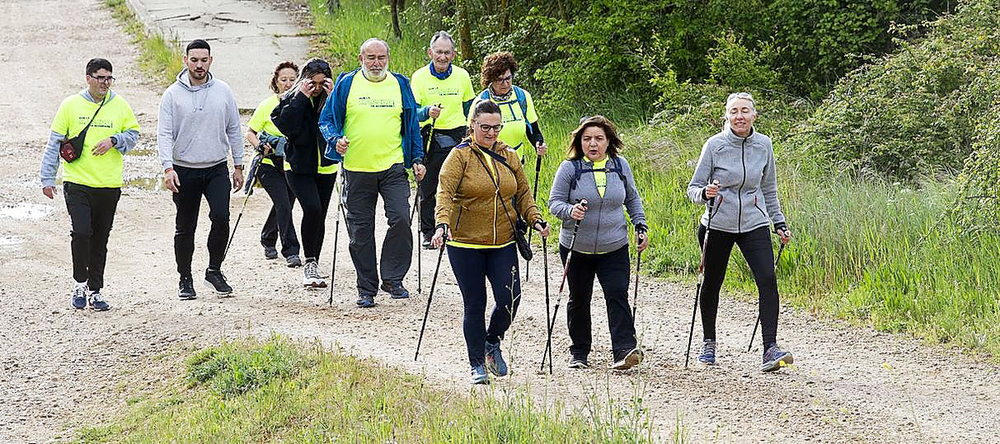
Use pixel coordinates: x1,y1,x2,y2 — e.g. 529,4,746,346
110,135,118,147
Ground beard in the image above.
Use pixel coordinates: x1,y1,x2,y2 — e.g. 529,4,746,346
362,65,388,81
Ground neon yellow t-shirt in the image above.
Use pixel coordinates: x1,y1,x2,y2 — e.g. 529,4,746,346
470,89,539,162
343,74,404,172
411,64,475,130
593,157,608,197
51,93,140,188
248,95,283,167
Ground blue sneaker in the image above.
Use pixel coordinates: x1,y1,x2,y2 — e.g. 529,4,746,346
485,341,508,377
698,339,717,365
89,291,110,311
762,343,793,372
356,293,376,308
71,283,87,309
470,364,490,385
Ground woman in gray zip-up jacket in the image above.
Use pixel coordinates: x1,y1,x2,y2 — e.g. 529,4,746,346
687,92,793,372
549,115,647,371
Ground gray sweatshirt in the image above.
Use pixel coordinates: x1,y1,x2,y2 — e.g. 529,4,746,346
686,128,786,234
549,155,647,253
157,69,243,170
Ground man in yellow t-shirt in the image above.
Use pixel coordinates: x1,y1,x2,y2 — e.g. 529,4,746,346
318,38,426,307
39,58,140,312
410,30,475,249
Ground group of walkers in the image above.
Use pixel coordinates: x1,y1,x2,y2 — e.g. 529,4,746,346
40,32,794,384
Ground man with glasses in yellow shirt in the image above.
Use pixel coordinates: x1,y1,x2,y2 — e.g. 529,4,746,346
410,30,475,249
40,58,140,311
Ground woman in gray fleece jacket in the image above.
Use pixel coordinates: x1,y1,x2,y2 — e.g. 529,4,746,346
549,115,648,371
686,92,793,372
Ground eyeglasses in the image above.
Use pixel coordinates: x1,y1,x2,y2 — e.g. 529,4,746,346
495,75,513,84
89,75,116,84
477,123,503,133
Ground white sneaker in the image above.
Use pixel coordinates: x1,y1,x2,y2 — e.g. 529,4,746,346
303,260,327,288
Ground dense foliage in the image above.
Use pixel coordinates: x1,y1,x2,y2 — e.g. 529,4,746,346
399,0,950,115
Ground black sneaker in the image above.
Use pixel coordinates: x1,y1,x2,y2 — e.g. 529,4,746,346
568,356,589,369
89,290,110,311
380,282,410,299
286,255,302,268
421,238,433,250
356,293,376,308
263,245,278,260
178,275,197,300
204,269,233,296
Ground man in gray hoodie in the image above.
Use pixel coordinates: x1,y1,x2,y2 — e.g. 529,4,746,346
158,39,244,300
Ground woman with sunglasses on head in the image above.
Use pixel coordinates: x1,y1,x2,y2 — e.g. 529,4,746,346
271,58,338,289
431,100,550,384
687,92,792,372
548,115,648,371
469,51,547,163
246,61,302,267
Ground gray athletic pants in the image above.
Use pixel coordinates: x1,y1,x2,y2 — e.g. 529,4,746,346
343,163,412,296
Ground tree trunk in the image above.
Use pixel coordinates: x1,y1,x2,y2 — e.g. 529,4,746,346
390,0,402,38
457,0,474,63
499,0,509,34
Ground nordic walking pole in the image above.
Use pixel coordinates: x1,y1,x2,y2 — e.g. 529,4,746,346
539,222,553,374
541,199,587,373
632,232,644,320
223,151,263,261
746,242,786,352
525,153,542,282
328,169,346,306
414,228,447,361
685,186,721,368
414,111,438,295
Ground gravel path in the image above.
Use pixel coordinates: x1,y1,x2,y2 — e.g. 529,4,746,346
1,1,998,442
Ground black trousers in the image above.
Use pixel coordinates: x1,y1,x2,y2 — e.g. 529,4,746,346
448,243,521,367
560,244,636,359
418,126,465,240
172,163,231,277
284,171,335,261
64,182,121,291
343,164,411,295
258,160,300,258
698,225,779,345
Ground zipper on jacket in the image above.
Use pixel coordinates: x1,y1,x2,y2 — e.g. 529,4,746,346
753,195,767,220
737,137,747,232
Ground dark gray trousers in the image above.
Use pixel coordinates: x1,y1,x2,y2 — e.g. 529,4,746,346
343,163,412,296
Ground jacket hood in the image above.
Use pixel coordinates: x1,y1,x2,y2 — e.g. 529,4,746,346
175,68,215,91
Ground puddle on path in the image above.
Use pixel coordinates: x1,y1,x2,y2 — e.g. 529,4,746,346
123,175,164,191
0,202,53,220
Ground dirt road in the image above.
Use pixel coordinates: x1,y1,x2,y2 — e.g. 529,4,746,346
1,1,998,442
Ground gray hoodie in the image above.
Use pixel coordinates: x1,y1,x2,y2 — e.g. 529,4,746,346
687,128,786,234
157,69,243,170
549,155,647,254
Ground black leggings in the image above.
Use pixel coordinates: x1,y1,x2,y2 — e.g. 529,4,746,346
258,160,299,258
447,243,521,367
697,225,779,345
285,171,335,260
560,244,636,359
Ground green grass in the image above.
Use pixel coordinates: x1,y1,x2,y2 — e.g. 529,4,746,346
104,0,183,86
75,336,654,443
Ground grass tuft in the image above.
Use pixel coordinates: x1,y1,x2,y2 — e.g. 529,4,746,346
75,336,654,442
104,0,183,86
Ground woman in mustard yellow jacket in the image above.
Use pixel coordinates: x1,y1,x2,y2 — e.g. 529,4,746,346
430,100,550,384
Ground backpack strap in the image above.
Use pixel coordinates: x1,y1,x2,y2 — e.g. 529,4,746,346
512,86,531,137
569,156,628,191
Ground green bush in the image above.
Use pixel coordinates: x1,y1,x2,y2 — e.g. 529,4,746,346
791,0,1000,182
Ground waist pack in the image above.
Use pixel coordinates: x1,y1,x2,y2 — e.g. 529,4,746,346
60,96,108,163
